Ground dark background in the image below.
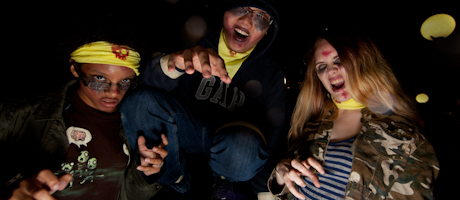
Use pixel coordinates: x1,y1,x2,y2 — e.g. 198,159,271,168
2,1,458,199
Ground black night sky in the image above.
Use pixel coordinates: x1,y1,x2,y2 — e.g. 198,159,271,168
2,1,458,199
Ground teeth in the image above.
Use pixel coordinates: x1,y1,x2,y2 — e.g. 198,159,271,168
331,78,344,85
103,99,117,103
235,28,249,37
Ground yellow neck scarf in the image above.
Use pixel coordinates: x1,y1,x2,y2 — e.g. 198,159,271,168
218,29,256,79
332,96,365,110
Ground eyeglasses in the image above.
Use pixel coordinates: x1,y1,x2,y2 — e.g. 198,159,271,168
73,61,137,91
230,7,273,31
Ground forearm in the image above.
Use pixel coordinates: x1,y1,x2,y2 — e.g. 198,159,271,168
140,54,183,91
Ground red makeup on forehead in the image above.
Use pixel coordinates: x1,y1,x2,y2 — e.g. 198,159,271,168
321,51,332,56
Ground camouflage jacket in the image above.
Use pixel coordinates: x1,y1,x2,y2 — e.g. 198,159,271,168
269,107,439,200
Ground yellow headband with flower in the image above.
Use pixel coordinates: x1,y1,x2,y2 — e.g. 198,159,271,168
70,41,141,75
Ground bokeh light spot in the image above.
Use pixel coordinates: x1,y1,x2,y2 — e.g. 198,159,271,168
416,93,429,103
244,80,262,98
184,15,207,43
421,14,456,41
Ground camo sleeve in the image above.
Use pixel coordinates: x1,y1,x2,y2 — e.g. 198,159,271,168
388,138,439,199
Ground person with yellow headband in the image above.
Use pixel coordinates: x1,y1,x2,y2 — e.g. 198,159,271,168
269,30,439,199
119,0,284,199
0,41,169,200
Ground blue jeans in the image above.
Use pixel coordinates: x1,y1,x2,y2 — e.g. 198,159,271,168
120,88,268,193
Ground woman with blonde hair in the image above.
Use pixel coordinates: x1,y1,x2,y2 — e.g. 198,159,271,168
268,30,439,200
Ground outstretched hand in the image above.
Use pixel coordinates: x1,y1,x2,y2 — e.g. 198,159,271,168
275,158,325,200
9,169,72,200
136,134,169,176
167,46,231,84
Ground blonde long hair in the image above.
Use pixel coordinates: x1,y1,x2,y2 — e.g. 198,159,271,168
288,31,420,143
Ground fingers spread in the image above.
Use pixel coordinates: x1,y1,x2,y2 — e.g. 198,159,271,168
137,136,148,151
197,50,211,78
306,157,325,174
206,48,231,84
57,173,73,191
153,147,168,159
16,178,55,200
36,169,59,193
160,133,169,147
291,159,310,176
287,170,306,188
167,54,178,72
32,188,56,200
137,164,161,176
285,179,306,200
143,157,164,166
292,159,321,188
182,49,194,74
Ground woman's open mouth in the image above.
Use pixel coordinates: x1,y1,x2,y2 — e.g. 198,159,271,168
330,77,345,92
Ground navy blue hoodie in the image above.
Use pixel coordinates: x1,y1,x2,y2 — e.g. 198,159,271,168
141,0,285,155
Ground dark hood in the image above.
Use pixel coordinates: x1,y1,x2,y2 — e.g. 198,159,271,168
200,0,280,61
224,0,280,59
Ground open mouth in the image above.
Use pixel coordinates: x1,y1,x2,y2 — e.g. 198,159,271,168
101,98,119,107
234,27,249,41
330,77,345,92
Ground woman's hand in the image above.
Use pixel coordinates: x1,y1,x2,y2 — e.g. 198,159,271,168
275,158,325,200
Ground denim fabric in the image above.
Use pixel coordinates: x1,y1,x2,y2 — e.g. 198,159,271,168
120,87,268,193
209,125,269,182
120,88,208,193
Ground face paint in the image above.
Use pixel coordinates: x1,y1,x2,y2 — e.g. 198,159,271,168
322,51,332,56
341,90,348,99
254,17,270,31
75,63,135,113
317,64,327,75
229,7,272,32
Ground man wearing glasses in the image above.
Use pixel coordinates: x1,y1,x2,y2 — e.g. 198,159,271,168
121,0,285,199
1,41,168,200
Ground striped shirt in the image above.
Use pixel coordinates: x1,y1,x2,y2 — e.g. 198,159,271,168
297,137,355,200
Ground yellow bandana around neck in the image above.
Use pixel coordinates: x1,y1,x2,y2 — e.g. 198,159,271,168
332,96,365,110
70,41,141,76
218,29,256,79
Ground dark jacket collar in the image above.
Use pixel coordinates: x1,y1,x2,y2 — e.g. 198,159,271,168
35,80,77,120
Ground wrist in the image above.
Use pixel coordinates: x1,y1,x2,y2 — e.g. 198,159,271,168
160,54,185,79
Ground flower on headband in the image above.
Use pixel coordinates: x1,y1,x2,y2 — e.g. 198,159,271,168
111,44,129,60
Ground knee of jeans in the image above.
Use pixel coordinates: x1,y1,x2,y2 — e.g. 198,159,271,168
121,89,170,117
216,125,265,147
125,88,163,105
213,125,268,164
122,89,153,111
211,126,268,182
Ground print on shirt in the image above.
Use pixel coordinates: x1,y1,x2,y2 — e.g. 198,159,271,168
57,127,105,187
66,126,92,148
195,77,245,112
56,151,104,187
